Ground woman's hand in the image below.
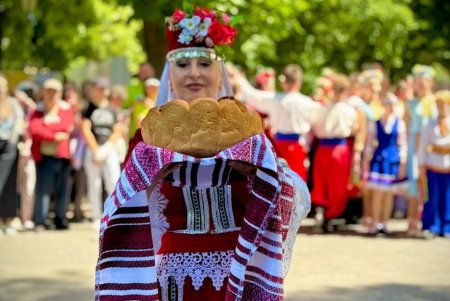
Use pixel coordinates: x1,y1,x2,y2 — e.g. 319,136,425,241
228,161,257,176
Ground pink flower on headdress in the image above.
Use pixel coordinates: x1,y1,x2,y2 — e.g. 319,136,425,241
172,9,187,24
194,6,215,19
221,12,231,24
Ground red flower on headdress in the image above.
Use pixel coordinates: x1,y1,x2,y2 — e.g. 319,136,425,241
172,9,187,24
208,20,237,45
194,6,215,20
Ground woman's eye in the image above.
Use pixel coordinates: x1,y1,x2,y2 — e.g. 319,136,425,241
199,60,212,67
176,60,188,68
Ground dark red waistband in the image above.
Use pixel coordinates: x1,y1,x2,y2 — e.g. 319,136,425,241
157,231,240,254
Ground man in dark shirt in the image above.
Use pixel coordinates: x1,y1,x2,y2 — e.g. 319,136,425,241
81,77,121,226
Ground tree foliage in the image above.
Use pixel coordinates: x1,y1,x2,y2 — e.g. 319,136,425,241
1,0,144,72
2,0,448,90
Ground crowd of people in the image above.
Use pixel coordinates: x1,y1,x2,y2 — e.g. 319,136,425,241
229,63,449,238
0,59,448,239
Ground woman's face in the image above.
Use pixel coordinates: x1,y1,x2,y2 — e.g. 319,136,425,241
413,77,433,97
170,57,222,102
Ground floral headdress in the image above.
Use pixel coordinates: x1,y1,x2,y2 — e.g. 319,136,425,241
165,6,238,61
156,6,238,106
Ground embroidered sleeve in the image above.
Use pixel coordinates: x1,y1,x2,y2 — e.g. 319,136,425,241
237,76,278,114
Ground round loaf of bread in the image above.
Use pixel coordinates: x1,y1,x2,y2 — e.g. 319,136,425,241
141,97,264,157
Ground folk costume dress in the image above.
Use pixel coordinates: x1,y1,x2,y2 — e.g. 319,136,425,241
310,101,357,220
418,117,450,237
364,116,408,192
95,134,311,301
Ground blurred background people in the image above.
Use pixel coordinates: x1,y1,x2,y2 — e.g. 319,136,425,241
310,74,358,232
405,64,436,236
234,64,319,180
14,82,38,230
128,77,159,140
363,93,408,235
63,82,87,222
30,78,74,231
81,77,121,227
0,76,24,235
418,90,450,238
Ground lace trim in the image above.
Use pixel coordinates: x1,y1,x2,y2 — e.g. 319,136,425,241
157,250,234,300
281,166,311,277
147,184,170,253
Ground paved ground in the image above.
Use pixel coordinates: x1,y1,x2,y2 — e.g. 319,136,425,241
0,219,449,301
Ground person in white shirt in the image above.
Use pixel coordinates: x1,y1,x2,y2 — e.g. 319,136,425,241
310,74,358,232
233,64,320,180
418,90,450,238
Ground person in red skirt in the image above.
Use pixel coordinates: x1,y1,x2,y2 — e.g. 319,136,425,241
231,64,320,181
96,6,311,301
310,74,358,232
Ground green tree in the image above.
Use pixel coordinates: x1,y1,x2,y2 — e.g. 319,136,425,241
1,0,144,72
120,0,424,91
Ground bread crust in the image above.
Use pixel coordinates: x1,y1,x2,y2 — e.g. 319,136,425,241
141,97,264,157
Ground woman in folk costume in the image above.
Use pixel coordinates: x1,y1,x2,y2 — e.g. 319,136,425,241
95,6,311,301
418,90,450,238
405,64,436,237
310,74,358,232
362,93,408,235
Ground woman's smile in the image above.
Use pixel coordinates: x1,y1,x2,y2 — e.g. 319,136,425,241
186,83,205,91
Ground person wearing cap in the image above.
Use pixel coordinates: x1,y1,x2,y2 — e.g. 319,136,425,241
128,77,160,139
123,62,156,133
96,6,310,301
418,90,450,238
405,64,437,237
232,63,320,181
29,78,74,231
0,76,24,234
362,93,408,235
81,77,122,227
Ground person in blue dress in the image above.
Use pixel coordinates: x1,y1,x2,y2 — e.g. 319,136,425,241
363,93,408,235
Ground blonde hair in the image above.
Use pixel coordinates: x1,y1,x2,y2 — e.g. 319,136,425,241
330,73,350,95
435,90,450,104
0,75,8,89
